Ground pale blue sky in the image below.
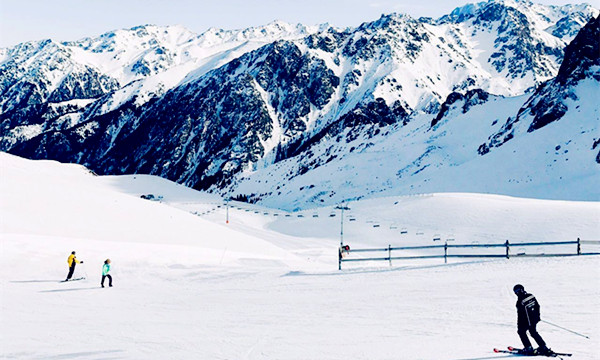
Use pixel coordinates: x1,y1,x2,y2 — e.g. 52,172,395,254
1,0,598,47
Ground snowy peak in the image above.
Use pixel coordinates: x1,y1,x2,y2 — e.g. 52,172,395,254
438,0,597,87
439,0,598,82
69,24,198,52
443,0,597,28
356,12,415,31
546,5,599,41
199,20,331,46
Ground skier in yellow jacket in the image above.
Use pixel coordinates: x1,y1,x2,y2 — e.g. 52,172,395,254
66,251,83,281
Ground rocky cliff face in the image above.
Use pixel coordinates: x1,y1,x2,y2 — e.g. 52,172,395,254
478,15,599,156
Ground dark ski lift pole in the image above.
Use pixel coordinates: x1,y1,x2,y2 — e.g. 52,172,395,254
335,203,351,247
226,198,230,224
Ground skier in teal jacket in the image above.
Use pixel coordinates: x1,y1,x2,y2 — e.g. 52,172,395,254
101,259,112,288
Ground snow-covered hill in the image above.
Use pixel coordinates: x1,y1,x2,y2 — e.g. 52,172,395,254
0,152,302,265
1,153,599,359
1,0,599,210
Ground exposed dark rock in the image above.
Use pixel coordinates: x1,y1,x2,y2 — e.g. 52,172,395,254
48,68,119,102
432,89,489,128
528,15,599,132
556,16,600,85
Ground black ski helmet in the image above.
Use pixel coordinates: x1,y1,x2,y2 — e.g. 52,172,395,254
513,284,525,294
71,251,76,254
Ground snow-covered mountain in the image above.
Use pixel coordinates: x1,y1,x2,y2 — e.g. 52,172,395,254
1,0,598,209
224,13,599,210
0,21,324,149
479,14,600,154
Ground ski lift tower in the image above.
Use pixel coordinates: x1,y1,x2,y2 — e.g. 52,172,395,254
225,198,230,224
335,203,351,247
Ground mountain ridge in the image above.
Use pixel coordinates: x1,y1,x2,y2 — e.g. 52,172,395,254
1,0,599,209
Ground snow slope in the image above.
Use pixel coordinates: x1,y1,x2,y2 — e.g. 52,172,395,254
0,153,303,266
1,154,599,359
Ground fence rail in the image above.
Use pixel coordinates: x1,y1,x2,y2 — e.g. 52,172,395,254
338,238,600,270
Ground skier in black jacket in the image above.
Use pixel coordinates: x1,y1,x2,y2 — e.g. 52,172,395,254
513,284,551,355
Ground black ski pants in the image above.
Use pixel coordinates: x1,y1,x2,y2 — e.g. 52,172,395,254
518,322,546,348
66,264,76,280
101,274,112,287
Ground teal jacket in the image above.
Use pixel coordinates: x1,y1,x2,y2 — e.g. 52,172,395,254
102,263,111,276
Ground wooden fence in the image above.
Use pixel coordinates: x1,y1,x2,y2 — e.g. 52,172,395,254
338,238,600,270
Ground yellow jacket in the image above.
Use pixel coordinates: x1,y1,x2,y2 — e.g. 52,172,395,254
67,254,80,267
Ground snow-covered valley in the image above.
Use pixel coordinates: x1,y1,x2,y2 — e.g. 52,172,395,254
1,153,598,359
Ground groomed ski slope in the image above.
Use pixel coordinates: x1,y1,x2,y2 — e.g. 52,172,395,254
1,153,599,359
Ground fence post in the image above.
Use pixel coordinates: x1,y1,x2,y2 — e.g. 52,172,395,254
388,244,392,267
444,241,448,264
577,237,581,255
505,240,510,259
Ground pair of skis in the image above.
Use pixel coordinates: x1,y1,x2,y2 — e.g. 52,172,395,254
494,346,571,359
60,277,86,282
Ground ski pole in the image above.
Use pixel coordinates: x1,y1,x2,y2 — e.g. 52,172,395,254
541,319,590,339
82,262,89,280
